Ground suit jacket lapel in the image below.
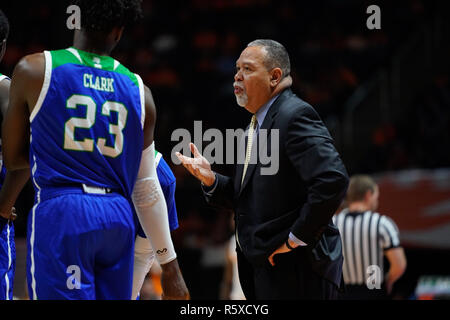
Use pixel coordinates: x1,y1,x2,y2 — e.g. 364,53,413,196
237,89,290,197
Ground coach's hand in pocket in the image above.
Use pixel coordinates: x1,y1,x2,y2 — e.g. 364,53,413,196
268,238,298,266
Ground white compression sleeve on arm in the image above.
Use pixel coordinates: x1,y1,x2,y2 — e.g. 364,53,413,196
132,235,155,300
132,142,177,265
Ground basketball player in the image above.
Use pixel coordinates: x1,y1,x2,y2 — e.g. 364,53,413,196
0,9,18,301
1,1,188,299
132,149,180,299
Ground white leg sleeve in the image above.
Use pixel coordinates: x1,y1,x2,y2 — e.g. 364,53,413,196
132,142,177,265
132,235,155,300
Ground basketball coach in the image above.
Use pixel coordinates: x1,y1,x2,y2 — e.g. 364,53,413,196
177,39,349,299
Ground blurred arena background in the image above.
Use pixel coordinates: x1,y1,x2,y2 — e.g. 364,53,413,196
1,0,449,299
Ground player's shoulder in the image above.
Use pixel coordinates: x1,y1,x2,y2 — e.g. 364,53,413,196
13,52,45,78
18,52,45,67
48,48,81,67
113,60,134,75
113,59,140,82
113,60,149,100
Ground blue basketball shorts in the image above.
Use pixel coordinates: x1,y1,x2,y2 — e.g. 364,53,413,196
0,216,15,300
26,190,135,300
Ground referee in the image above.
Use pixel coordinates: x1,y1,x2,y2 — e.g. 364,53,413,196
333,175,407,299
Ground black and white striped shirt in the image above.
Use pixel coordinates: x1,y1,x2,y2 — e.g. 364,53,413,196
333,210,401,285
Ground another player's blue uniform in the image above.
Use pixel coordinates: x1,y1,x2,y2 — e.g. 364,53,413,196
155,152,179,231
135,151,179,239
27,48,145,299
0,73,15,301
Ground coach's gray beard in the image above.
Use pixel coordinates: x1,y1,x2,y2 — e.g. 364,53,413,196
235,92,248,107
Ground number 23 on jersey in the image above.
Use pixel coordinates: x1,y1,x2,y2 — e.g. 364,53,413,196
63,94,128,158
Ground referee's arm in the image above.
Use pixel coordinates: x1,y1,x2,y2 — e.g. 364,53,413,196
381,216,407,294
385,248,407,294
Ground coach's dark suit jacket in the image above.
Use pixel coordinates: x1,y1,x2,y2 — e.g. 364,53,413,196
205,88,349,291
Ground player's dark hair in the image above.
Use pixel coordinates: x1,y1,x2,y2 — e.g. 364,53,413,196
0,9,10,41
346,175,377,203
72,0,143,34
247,39,291,79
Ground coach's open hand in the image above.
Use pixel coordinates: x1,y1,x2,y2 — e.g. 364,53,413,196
176,143,216,187
160,259,190,300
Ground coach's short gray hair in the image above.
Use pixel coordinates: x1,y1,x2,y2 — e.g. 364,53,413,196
247,39,291,78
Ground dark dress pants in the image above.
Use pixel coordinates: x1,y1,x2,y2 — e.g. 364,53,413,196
236,246,340,300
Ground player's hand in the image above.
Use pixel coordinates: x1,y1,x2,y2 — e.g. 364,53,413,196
176,143,215,187
0,207,17,221
160,259,190,300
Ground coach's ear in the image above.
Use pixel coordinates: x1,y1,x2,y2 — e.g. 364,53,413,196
270,68,282,88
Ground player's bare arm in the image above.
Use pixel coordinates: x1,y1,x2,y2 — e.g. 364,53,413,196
0,55,40,219
3,53,44,170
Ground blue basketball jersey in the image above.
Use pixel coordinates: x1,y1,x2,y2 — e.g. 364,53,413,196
29,48,145,198
155,151,179,231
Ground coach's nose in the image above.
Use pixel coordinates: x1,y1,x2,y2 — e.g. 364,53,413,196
234,69,243,82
